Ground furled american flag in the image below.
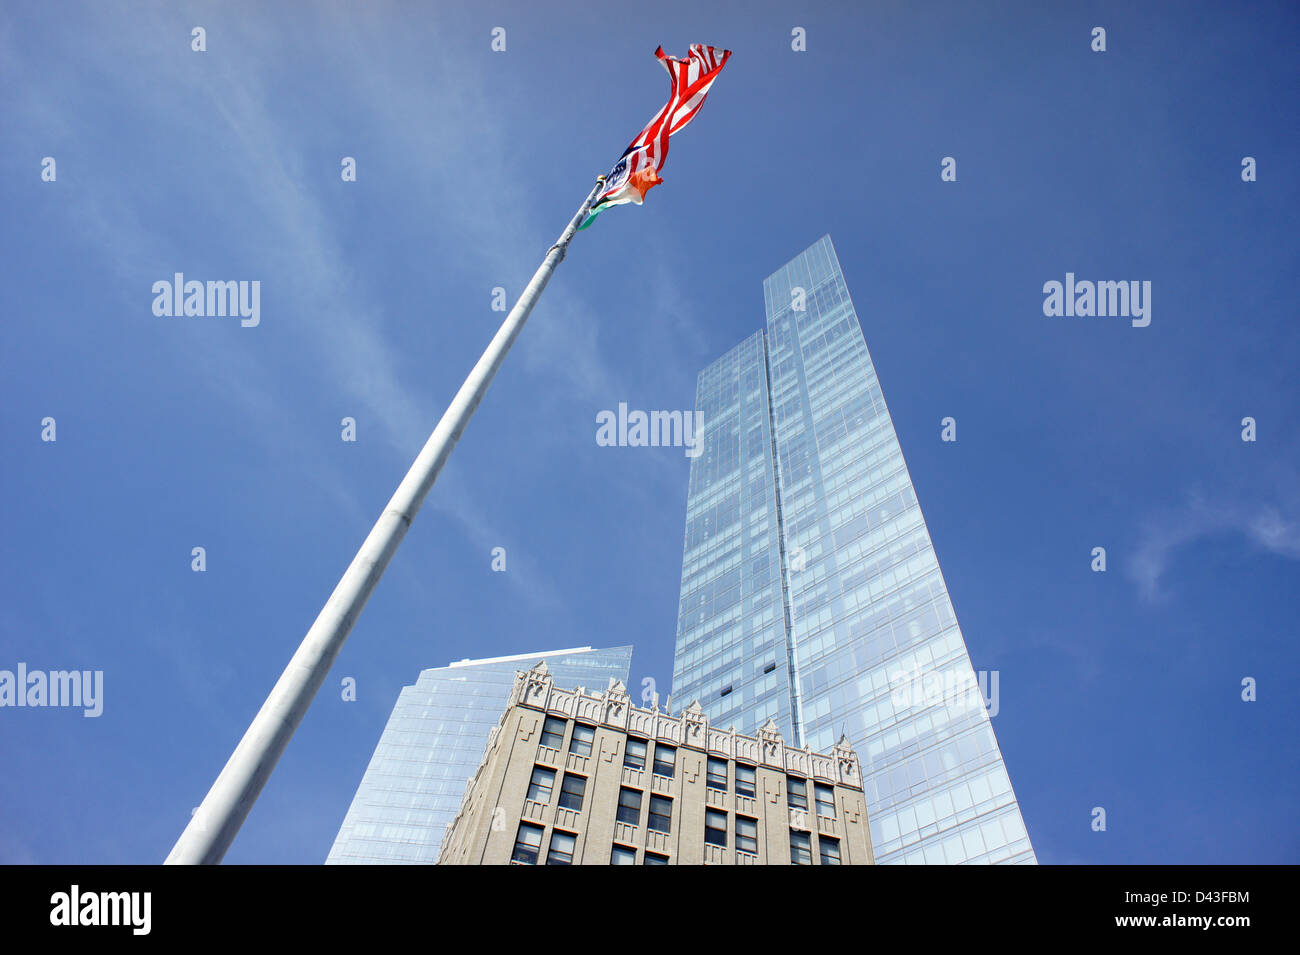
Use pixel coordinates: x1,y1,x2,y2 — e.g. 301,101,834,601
579,44,732,230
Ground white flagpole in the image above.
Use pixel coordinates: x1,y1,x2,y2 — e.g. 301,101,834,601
166,176,607,865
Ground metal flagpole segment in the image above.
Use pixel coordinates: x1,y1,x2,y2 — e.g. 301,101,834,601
165,176,607,865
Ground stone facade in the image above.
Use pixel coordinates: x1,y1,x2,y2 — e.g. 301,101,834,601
438,661,874,865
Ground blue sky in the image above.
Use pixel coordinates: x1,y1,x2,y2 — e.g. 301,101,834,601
1,0,1296,864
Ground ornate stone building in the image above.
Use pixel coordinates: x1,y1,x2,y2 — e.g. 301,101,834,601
438,661,874,865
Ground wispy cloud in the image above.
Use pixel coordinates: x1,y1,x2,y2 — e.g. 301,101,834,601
1128,483,1300,602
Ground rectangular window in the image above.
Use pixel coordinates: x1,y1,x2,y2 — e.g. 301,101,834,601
653,745,676,778
736,816,758,854
617,787,642,825
546,829,576,865
787,776,808,811
511,822,544,865
815,783,836,818
569,723,595,757
648,795,673,833
706,757,728,792
643,852,669,865
526,766,555,803
790,830,812,865
624,737,647,770
610,844,636,865
705,809,727,847
539,716,566,750
820,836,842,865
557,773,586,811
736,764,756,798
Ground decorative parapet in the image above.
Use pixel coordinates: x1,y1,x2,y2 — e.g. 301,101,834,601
832,733,861,786
506,660,864,787
757,717,785,769
519,659,552,708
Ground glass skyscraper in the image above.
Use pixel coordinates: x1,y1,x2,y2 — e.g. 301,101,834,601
672,236,1035,864
326,645,633,864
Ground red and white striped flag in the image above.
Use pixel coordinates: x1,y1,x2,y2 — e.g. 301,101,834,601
579,44,731,229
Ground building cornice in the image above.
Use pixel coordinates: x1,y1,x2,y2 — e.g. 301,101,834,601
512,661,863,788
